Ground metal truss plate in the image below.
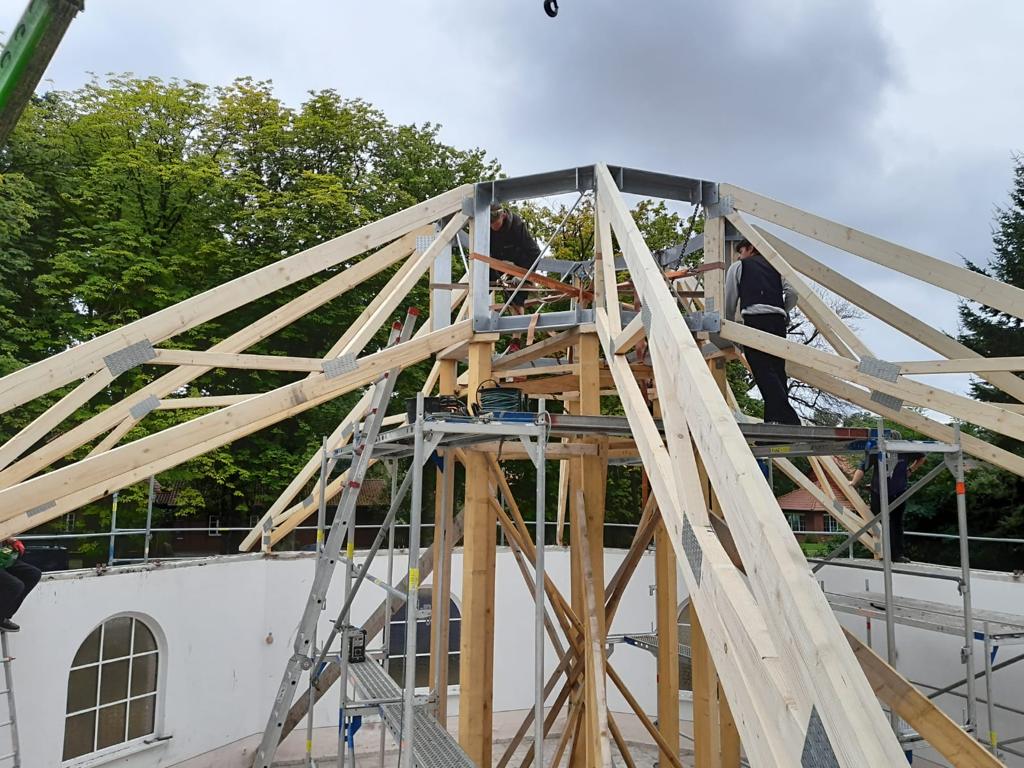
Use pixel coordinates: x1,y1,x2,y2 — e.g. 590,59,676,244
857,356,901,383
128,394,161,420
683,310,721,333
870,390,904,412
27,500,56,518
323,353,358,379
640,304,653,334
415,235,436,253
103,339,156,376
801,706,839,767
705,194,733,219
682,517,703,586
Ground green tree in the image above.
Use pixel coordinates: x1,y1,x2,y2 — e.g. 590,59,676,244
959,155,1024,412
0,76,496,557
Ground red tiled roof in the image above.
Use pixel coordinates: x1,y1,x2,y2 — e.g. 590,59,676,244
776,471,854,513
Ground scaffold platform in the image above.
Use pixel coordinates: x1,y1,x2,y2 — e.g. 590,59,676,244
347,657,475,768
337,413,909,462
827,591,1024,645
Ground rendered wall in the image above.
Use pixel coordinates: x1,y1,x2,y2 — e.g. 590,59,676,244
10,548,672,767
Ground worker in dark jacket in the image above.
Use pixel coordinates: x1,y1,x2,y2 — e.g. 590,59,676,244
490,205,540,353
852,449,926,562
0,538,40,632
724,239,800,425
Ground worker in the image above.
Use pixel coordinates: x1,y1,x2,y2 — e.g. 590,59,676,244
490,204,540,353
852,447,926,563
0,538,40,632
724,238,800,424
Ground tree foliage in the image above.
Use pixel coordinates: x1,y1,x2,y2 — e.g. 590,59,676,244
0,76,496,551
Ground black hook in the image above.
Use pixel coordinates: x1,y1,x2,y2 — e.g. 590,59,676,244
543,0,558,18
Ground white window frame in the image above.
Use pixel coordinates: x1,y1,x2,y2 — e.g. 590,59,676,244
62,614,168,767
823,514,843,534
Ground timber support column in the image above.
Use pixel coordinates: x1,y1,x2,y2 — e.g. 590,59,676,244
570,331,610,764
655,519,680,761
459,340,496,766
703,198,727,316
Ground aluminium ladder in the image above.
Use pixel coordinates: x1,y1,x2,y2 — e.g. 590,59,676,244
252,311,417,768
0,632,21,767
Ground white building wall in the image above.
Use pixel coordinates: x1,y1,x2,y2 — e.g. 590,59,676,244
10,548,677,768
13,550,1021,768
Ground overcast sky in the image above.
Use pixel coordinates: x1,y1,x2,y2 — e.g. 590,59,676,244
5,0,1023,406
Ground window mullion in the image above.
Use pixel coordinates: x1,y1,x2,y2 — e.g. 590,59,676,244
92,622,105,753
124,618,136,743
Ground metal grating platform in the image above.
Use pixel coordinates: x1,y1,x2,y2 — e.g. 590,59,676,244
621,632,692,661
347,659,475,768
827,591,1024,644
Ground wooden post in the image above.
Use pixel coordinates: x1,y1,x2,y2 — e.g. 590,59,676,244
655,520,680,763
703,207,727,317
459,340,497,766
569,331,608,763
430,359,458,724
690,604,720,767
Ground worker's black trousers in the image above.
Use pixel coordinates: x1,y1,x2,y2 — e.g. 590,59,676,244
0,560,41,620
871,497,908,561
742,312,801,425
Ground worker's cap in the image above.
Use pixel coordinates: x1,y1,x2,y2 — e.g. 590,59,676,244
490,203,504,220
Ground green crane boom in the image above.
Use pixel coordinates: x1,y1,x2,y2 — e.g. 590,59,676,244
0,0,83,146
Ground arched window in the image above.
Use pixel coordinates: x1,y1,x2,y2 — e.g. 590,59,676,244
63,616,160,761
387,587,461,688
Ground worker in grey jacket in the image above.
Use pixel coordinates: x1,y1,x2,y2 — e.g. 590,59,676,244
724,239,801,424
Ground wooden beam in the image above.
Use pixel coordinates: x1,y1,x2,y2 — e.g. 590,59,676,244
156,395,255,409
572,489,614,767
613,313,645,356
724,183,1024,320
458,340,497,767
598,163,906,765
0,370,113,471
846,632,1004,768
758,227,1024,404
149,349,326,373
324,215,467,362
894,356,1024,374
0,233,420,490
556,457,569,546
655,520,680,765
596,310,808,765
772,457,879,551
471,252,593,301
788,362,1024,478
596,196,622,334
0,322,473,530
707,500,1002,768
605,661,685,768
691,605,721,768
491,327,581,371
0,188,469,415
703,210,726,315
722,319,1024,444
726,212,867,360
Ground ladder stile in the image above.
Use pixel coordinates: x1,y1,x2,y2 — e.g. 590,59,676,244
0,632,20,767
